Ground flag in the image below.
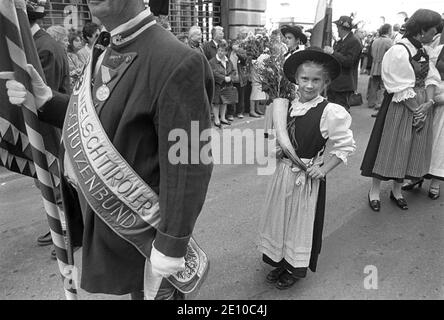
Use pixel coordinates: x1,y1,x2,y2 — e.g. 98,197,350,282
310,0,333,48
0,1,59,179
0,0,77,299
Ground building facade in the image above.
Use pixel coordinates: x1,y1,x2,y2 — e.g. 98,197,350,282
40,0,267,40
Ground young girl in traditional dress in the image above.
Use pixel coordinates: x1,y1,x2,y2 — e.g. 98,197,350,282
257,48,356,289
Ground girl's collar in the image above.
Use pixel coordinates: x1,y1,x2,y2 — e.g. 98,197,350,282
290,95,325,117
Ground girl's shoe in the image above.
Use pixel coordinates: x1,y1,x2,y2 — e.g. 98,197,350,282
402,179,424,191
249,113,261,118
276,270,299,290
428,186,440,200
266,267,286,284
227,115,234,121
214,121,221,128
236,114,244,119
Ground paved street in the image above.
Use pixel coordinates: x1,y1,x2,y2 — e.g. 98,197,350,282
0,75,443,300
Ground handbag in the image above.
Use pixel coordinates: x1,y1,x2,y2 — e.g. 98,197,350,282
349,92,363,106
220,85,239,105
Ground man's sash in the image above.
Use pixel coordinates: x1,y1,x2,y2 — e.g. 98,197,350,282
61,56,208,294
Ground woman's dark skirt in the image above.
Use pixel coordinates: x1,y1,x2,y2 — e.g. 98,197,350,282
360,91,398,181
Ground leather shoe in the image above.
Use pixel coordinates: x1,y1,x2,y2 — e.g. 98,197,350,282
368,193,381,212
37,231,52,247
266,267,286,284
402,179,424,191
276,270,299,290
428,191,440,200
220,119,231,125
428,187,440,200
390,191,408,210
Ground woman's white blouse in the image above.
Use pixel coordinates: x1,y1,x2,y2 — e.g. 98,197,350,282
381,39,441,103
289,96,356,164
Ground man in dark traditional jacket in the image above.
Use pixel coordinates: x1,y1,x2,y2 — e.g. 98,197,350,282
325,16,363,111
3,0,213,300
28,1,70,95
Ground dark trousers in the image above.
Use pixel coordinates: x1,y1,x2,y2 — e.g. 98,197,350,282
227,83,246,116
327,89,353,111
244,81,252,114
367,75,384,108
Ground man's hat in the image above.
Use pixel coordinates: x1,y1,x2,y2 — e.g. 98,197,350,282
333,16,355,30
283,47,341,84
26,0,46,20
281,25,308,45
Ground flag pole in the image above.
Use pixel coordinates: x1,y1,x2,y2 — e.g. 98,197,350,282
324,0,333,48
0,0,77,299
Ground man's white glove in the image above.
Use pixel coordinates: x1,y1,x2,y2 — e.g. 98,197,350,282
150,244,185,278
0,64,53,109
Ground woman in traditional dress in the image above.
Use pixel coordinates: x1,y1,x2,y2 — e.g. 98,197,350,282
426,42,444,199
404,36,444,199
360,9,442,211
257,48,356,289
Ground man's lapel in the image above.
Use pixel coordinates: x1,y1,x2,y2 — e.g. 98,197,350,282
92,48,138,114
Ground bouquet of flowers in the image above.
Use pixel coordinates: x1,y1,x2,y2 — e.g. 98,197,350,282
255,43,296,102
240,33,270,61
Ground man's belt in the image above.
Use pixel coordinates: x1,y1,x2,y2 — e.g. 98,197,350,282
61,58,208,294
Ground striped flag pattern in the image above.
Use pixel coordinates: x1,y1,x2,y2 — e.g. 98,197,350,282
0,0,77,299
310,0,333,48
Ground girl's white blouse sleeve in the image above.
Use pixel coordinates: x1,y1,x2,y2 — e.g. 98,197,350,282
320,103,356,164
381,44,416,102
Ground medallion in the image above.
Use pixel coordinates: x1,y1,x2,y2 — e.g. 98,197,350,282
96,84,110,102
